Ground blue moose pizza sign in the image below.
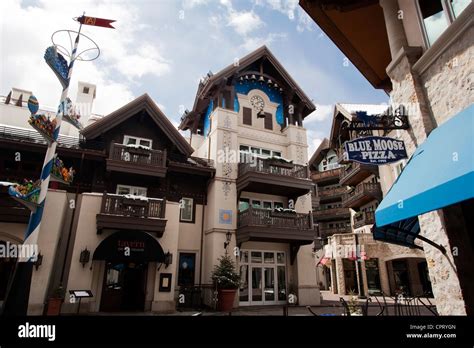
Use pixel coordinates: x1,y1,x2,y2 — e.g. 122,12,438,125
344,136,408,165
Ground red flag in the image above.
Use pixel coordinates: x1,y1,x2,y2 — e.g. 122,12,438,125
78,16,115,29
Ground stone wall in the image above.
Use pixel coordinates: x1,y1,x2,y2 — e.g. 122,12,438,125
421,25,474,125
385,36,471,313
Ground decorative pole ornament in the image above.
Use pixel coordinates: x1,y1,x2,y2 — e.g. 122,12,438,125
2,13,115,316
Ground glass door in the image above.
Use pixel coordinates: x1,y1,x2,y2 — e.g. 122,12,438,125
251,266,263,304
239,250,287,306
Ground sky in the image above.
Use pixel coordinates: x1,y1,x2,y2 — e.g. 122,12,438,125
0,0,388,157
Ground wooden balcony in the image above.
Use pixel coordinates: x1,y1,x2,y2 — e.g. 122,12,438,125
342,183,382,209
311,167,342,184
353,211,376,229
313,207,351,222
237,207,314,245
237,158,312,196
319,226,352,238
96,193,167,236
106,143,167,177
339,162,378,186
316,186,348,203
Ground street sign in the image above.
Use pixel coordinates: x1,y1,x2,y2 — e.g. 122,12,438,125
344,136,408,165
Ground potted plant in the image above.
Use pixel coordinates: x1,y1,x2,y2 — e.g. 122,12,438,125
211,255,240,312
46,285,65,316
346,290,362,316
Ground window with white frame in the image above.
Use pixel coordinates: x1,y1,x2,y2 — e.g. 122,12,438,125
123,135,153,149
417,0,470,47
116,185,147,196
180,197,194,222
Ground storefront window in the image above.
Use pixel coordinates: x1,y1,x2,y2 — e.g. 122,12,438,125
178,253,196,286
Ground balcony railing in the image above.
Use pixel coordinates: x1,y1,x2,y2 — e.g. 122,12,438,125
317,186,348,200
238,157,308,179
100,193,165,218
313,206,351,221
310,167,342,183
109,143,166,167
107,143,167,177
0,124,104,151
319,226,352,238
342,182,382,208
340,162,377,186
237,207,314,244
97,193,167,236
353,211,376,229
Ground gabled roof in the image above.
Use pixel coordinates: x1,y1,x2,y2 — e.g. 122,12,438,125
308,138,330,169
197,46,313,108
180,45,316,130
82,94,194,156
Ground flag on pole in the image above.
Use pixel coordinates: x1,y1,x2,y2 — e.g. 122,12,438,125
78,15,115,29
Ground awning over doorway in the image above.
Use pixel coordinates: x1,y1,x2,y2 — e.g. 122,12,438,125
372,217,422,249
375,104,474,227
93,230,165,263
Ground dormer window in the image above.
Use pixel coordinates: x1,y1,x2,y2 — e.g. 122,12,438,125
83,86,90,94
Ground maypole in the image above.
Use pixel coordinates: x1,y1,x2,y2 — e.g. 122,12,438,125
2,13,115,316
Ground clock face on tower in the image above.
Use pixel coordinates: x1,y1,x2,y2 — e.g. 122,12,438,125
250,95,265,113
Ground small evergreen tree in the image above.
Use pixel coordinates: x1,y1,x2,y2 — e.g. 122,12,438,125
211,255,240,289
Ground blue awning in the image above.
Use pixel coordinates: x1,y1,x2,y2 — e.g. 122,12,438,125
375,104,474,227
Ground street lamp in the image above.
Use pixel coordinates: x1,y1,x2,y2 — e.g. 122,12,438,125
224,230,232,253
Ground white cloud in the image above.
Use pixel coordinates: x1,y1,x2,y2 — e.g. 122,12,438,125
182,0,210,9
296,7,316,32
240,32,287,51
227,11,264,36
0,0,172,116
115,44,172,80
305,104,333,124
306,128,326,158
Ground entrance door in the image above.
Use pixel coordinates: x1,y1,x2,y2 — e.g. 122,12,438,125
100,262,147,312
239,250,286,306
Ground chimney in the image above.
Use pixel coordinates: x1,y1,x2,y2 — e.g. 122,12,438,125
75,81,96,122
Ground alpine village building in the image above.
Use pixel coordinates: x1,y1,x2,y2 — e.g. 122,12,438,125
310,103,429,298
300,0,473,315
0,46,320,314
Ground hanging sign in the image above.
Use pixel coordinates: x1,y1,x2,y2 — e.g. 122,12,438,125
77,15,116,29
344,136,407,165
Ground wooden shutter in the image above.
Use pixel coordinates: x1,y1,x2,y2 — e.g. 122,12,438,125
243,107,252,125
264,112,273,130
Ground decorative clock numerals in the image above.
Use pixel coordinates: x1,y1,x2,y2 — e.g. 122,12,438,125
250,95,265,113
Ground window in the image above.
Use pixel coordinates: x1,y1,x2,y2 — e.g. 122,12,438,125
180,197,194,222
449,0,470,18
116,185,147,196
251,200,261,208
123,135,153,149
83,86,89,94
243,107,252,125
239,198,250,212
264,112,273,130
274,202,284,209
272,151,282,157
178,253,196,286
417,0,469,46
263,201,273,210
261,149,271,157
